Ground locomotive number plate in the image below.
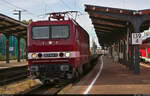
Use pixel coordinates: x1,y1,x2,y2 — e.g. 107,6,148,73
44,53,58,57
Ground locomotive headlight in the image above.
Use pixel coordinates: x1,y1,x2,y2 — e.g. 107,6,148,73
65,52,70,57
32,53,37,58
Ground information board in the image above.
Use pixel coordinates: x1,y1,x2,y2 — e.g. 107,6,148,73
9,47,14,51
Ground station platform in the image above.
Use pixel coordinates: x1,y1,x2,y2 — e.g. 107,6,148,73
62,55,150,94
0,60,27,69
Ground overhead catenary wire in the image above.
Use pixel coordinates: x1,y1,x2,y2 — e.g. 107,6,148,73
37,0,77,20
0,0,26,11
0,0,37,17
60,0,72,10
60,0,87,20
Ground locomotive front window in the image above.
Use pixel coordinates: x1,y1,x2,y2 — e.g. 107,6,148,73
32,26,50,39
51,25,69,39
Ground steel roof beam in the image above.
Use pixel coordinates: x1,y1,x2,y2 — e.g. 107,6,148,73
0,14,27,27
95,28,112,33
6,29,26,33
93,23,125,29
94,25,117,30
0,24,20,31
94,26,115,32
86,9,132,22
0,18,5,22
90,16,126,25
92,18,125,28
95,29,112,33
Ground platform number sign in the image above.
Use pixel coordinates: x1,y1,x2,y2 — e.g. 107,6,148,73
132,33,142,45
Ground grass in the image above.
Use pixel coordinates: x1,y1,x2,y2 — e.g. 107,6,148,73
0,54,17,61
0,54,26,61
0,78,42,94
0,86,3,94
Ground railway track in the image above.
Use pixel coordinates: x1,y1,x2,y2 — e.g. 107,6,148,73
0,55,99,94
0,65,28,86
0,55,99,87
22,55,100,95
22,81,68,95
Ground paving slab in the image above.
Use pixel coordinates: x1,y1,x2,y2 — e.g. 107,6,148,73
0,60,27,69
63,56,150,94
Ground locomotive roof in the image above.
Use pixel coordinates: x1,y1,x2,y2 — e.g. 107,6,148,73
85,4,150,47
29,19,89,37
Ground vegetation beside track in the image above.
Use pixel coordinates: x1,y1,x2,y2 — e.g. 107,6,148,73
0,78,41,94
24,82,67,95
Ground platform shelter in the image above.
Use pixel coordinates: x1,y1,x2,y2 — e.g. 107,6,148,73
0,14,27,63
85,5,150,74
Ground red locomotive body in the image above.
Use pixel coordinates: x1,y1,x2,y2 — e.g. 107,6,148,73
27,18,90,82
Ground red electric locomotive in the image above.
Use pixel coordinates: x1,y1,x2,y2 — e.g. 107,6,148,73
27,12,90,83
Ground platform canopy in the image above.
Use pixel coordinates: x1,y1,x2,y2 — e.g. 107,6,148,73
0,13,27,38
85,5,150,47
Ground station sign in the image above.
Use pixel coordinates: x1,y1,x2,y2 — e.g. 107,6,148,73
9,47,14,51
132,33,142,45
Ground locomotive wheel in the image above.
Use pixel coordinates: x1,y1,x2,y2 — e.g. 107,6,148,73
40,79,54,85
72,68,79,81
82,64,86,72
88,58,91,69
78,65,83,76
74,69,79,78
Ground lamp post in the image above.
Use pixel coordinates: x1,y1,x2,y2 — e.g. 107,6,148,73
13,9,25,21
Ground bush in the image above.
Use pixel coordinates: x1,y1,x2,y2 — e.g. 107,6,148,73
0,54,5,61
0,54,17,61
9,55,17,60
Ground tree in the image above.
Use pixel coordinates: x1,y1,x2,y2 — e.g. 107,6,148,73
22,19,33,24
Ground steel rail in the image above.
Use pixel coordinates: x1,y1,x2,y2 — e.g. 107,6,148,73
0,65,28,85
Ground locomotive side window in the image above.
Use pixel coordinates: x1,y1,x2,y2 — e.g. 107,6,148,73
51,25,69,39
32,26,50,39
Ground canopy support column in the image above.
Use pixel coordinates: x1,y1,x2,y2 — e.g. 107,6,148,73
25,38,28,61
131,18,142,75
134,45,140,74
17,36,20,62
6,35,9,63
130,45,134,70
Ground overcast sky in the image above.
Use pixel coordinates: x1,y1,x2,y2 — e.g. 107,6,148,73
0,0,150,47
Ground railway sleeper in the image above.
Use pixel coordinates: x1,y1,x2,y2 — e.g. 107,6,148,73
30,71,73,84
0,71,27,81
